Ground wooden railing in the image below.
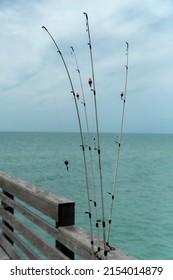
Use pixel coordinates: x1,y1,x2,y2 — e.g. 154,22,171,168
0,172,133,260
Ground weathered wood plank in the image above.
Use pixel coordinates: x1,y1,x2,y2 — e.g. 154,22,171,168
0,235,22,260
0,172,74,220
55,226,134,260
0,246,10,260
106,248,134,260
0,193,74,259
57,226,95,259
0,206,69,260
0,193,58,240
0,222,39,259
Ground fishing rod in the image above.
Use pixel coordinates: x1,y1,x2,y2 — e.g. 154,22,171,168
106,42,129,246
70,46,100,244
42,26,95,258
83,12,107,258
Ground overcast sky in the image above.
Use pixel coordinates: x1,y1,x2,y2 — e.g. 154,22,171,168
0,0,173,133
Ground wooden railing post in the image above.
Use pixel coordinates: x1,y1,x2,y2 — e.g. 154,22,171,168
56,202,75,259
2,191,14,245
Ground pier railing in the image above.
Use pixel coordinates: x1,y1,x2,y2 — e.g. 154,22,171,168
0,172,133,260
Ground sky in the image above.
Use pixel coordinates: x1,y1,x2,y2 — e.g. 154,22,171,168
0,0,173,133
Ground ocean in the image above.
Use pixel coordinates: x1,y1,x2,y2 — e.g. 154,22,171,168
0,131,173,260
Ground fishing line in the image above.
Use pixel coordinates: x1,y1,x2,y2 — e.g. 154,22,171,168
106,42,129,246
70,46,100,245
83,12,107,258
42,26,95,258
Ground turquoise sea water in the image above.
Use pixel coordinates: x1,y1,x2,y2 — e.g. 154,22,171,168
0,132,173,260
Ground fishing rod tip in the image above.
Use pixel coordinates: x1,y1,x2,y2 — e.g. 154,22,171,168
83,12,88,18
42,26,47,31
42,26,48,32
